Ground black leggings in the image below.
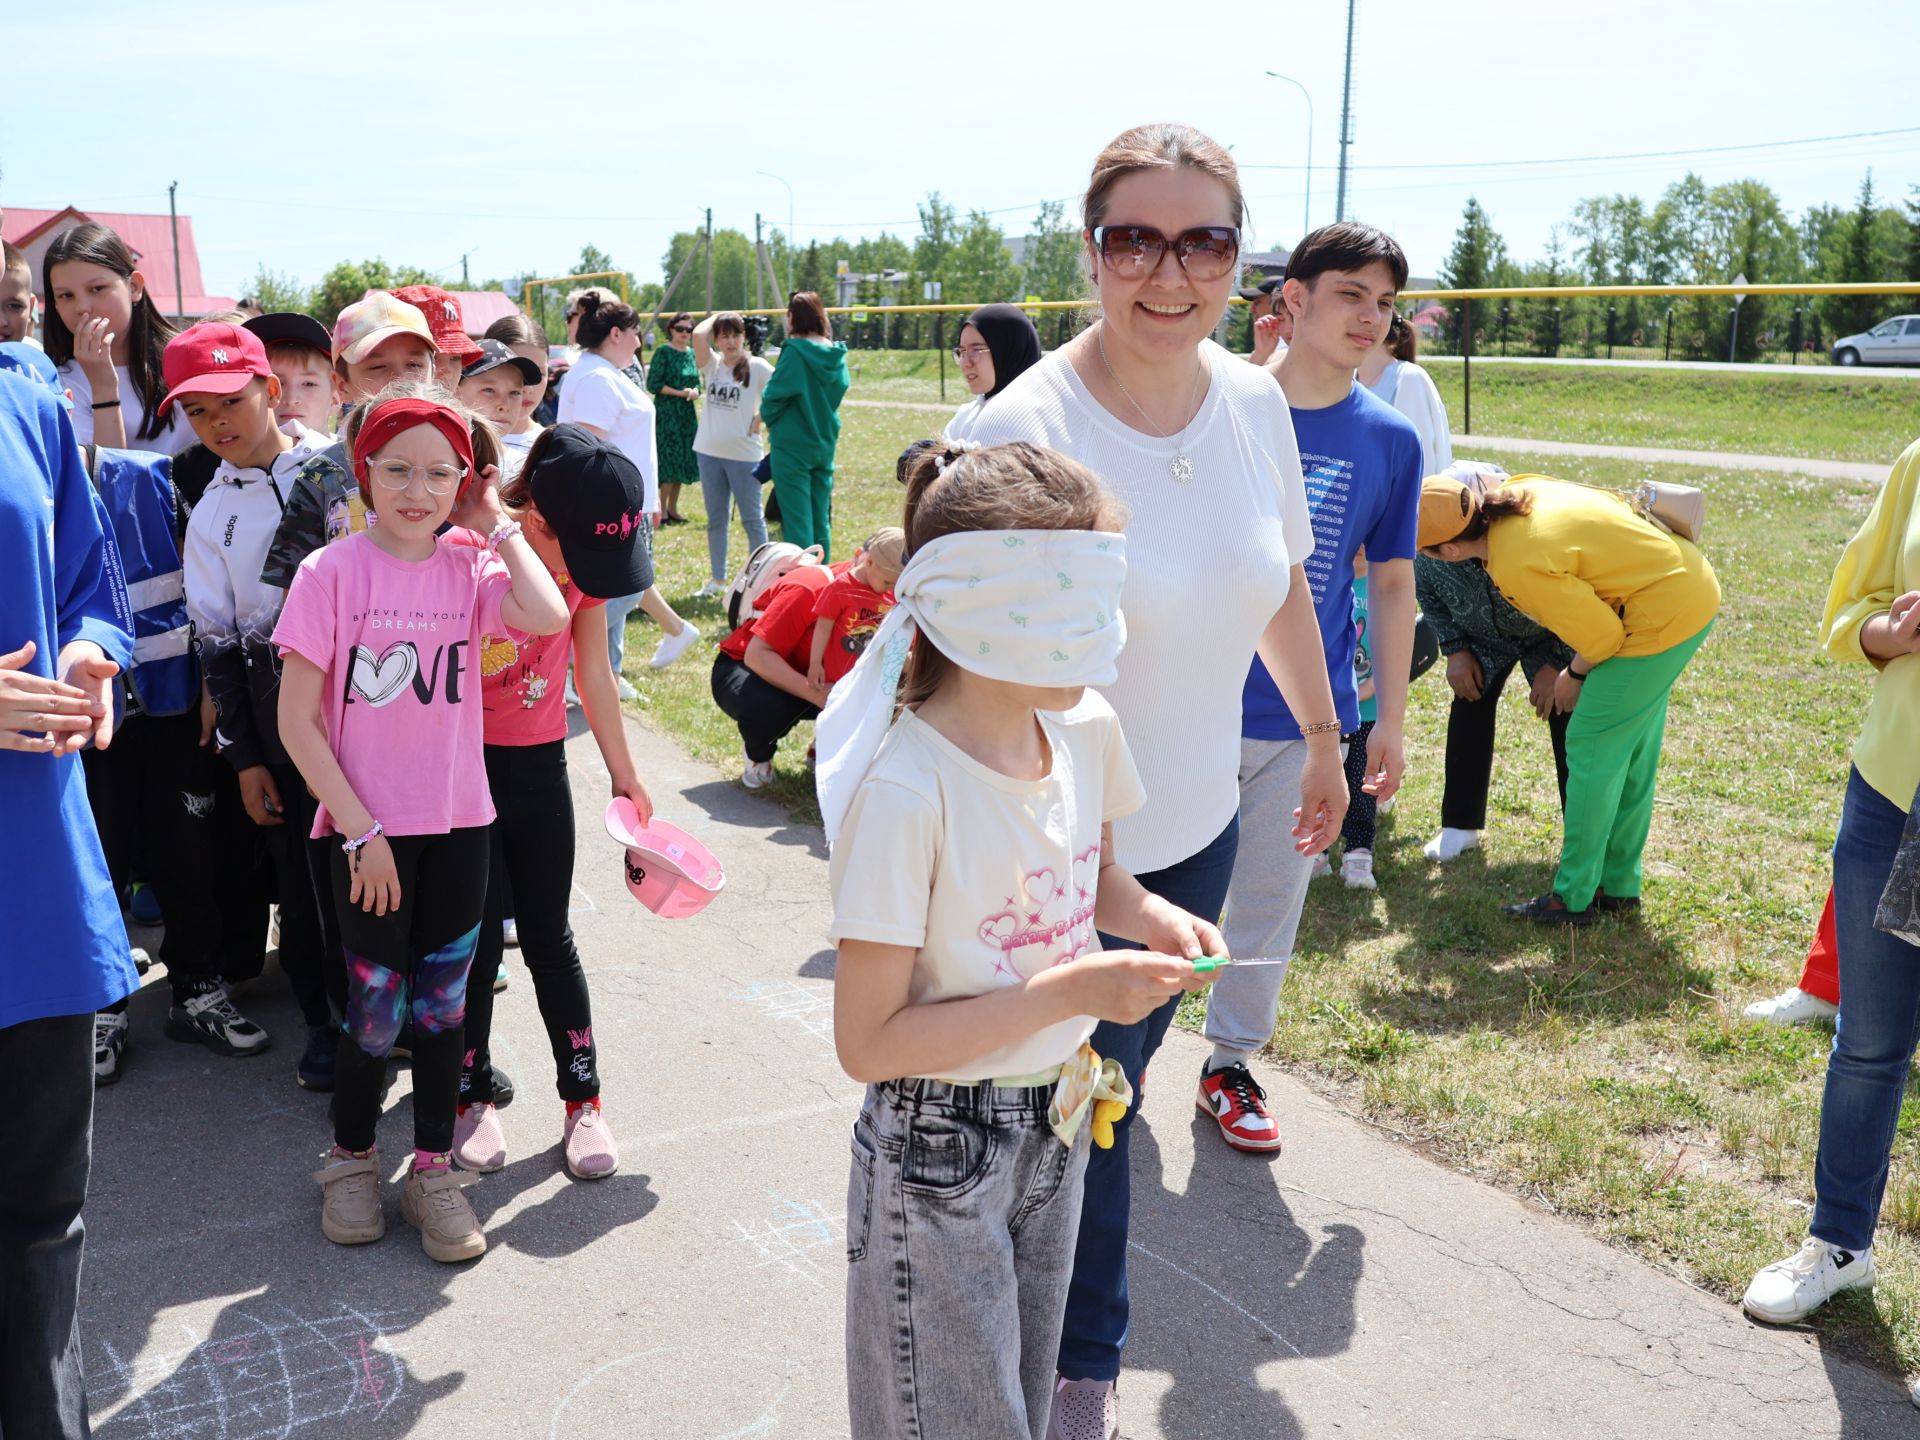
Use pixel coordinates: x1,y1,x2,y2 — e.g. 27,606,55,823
462,742,599,1105
1440,659,1572,831
1340,720,1377,854
710,654,818,763
327,826,488,1154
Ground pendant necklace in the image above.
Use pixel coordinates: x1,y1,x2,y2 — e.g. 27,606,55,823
1096,323,1208,483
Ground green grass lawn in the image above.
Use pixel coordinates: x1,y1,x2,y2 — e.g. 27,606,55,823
834,346,1920,466
619,403,1920,1374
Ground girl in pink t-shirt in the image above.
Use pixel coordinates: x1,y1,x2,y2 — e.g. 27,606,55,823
450,424,658,1182
275,384,568,1264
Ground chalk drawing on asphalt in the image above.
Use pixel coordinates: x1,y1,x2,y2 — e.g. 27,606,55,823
727,979,835,1051
729,1191,847,1285
549,1344,805,1439
92,1303,406,1438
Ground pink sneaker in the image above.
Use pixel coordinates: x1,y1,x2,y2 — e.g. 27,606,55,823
452,1103,507,1173
564,1098,619,1179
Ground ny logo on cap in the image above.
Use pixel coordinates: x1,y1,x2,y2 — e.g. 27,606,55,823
442,302,457,319
211,348,230,365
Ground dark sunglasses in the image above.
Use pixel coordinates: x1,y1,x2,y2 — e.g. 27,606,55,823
1091,225,1241,281
671,324,694,334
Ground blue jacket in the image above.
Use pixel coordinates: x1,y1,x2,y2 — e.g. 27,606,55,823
85,445,197,717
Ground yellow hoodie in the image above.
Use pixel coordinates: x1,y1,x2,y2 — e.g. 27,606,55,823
1484,477,1720,664
1823,438,1920,812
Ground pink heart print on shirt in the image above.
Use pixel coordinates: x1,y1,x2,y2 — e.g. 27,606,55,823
349,642,419,708
974,856,1102,983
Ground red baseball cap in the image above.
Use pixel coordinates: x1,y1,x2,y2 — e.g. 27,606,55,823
158,322,274,416
390,285,483,364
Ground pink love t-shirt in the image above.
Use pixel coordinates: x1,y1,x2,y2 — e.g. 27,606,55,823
274,529,519,839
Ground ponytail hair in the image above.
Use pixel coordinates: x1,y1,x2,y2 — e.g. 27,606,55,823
1457,482,1534,541
42,222,179,441
574,291,640,352
786,291,830,339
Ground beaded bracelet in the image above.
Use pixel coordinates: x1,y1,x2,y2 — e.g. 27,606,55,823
486,520,524,553
1299,719,1342,737
341,820,384,854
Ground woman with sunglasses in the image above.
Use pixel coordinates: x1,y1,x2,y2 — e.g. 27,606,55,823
944,302,1043,441
969,122,1344,1440
646,312,700,525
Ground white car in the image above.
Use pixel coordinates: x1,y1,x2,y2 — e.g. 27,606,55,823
1832,315,1920,366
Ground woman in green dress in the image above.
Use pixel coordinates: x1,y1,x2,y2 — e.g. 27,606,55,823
647,311,701,524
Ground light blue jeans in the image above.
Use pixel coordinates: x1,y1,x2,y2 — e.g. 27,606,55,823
1811,768,1918,1253
605,596,641,680
697,452,769,584
846,1077,1089,1439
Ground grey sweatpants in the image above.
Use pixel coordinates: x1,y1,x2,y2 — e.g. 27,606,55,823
1202,737,1316,1062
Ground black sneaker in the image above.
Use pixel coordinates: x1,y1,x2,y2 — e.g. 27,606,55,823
1592,889,1642,914
94,1011,129,1086
492,1064,516,1109
1504,892,1598,926
166,980,272,1057
298,1025,338,1091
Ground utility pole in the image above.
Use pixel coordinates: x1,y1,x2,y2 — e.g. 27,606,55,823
167,180,185,321
754,213,765,313
1335,0,1357,221
705,208,714,313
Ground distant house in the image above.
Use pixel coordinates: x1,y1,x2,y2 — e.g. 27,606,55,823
1,206,235,326
1239,248,1291,286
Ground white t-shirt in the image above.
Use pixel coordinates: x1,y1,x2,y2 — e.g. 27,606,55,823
944,395,987,442
969,340,1314,873
1384,360,1453,476
498,425,541,482
827,695,1147,1080
57,362,194,456
556,351,660,513
694,353,774,462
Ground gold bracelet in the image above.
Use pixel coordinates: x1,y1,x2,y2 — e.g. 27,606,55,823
1299,719,1342,737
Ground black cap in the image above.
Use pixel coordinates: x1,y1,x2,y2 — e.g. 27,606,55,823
1236,275,1285,302
463,337,542,385
243,311,333,358
525,424,653,599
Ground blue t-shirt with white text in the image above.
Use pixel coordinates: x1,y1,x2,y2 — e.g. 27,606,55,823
1241,383,1422,740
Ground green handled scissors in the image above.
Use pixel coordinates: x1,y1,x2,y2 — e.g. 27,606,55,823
1191,956,1290,974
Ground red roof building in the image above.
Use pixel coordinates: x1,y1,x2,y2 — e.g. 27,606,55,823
2,206,235,319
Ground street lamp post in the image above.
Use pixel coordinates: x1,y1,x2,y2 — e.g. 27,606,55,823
1263,71,1314,239
757,170,795,296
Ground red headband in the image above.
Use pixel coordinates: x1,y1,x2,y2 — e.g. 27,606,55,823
352,398,476,498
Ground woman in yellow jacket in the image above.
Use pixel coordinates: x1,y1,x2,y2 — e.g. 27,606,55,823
1417,473,1719,923
1742,440,1920,1327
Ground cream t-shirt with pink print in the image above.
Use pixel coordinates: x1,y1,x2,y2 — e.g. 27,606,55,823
273,529,519,840
827,692,1147,1081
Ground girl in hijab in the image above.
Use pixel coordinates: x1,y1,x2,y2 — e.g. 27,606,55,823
944,303,1044,441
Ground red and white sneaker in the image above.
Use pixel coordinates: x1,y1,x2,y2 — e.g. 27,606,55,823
1196,1063,1283,1152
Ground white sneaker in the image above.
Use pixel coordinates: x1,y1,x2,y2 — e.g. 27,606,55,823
1743,986,1838,1026
615,675,640,702
565,680,582,707
1423,827,1481,863
268,906,281,950
1341,849,1377,890
649,622,701,669
502,917,519,949
742,756,774,790
1742,1238,1875,1324
1309,851,1332,880
697,579,726,600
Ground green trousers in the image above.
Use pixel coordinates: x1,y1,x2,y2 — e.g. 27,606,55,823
1553,621,1713,910
771,454,834,558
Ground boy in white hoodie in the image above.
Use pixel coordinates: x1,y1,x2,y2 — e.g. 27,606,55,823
171,321,339,1088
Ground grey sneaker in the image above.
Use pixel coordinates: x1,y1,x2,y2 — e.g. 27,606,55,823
166,980,272,1057
1048,1376,1118,1440
401,1166,487,1263
313,1150,384,1246
94,1011,130,1085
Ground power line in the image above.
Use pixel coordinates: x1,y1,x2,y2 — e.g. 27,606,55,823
1239,125,1920,173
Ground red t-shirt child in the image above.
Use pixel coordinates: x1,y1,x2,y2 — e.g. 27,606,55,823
719,562,841,669
809,571,895,684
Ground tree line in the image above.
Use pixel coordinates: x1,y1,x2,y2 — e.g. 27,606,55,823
1436,171,1920,361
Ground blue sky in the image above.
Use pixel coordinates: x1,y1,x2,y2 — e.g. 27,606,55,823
4,0,1915,299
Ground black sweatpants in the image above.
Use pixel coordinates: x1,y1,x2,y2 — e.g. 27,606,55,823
710,653,818,763
1439,659,1572,831
270,763,346,1027
81,708,253,998
462,741,598,1106
328,826,488,1155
